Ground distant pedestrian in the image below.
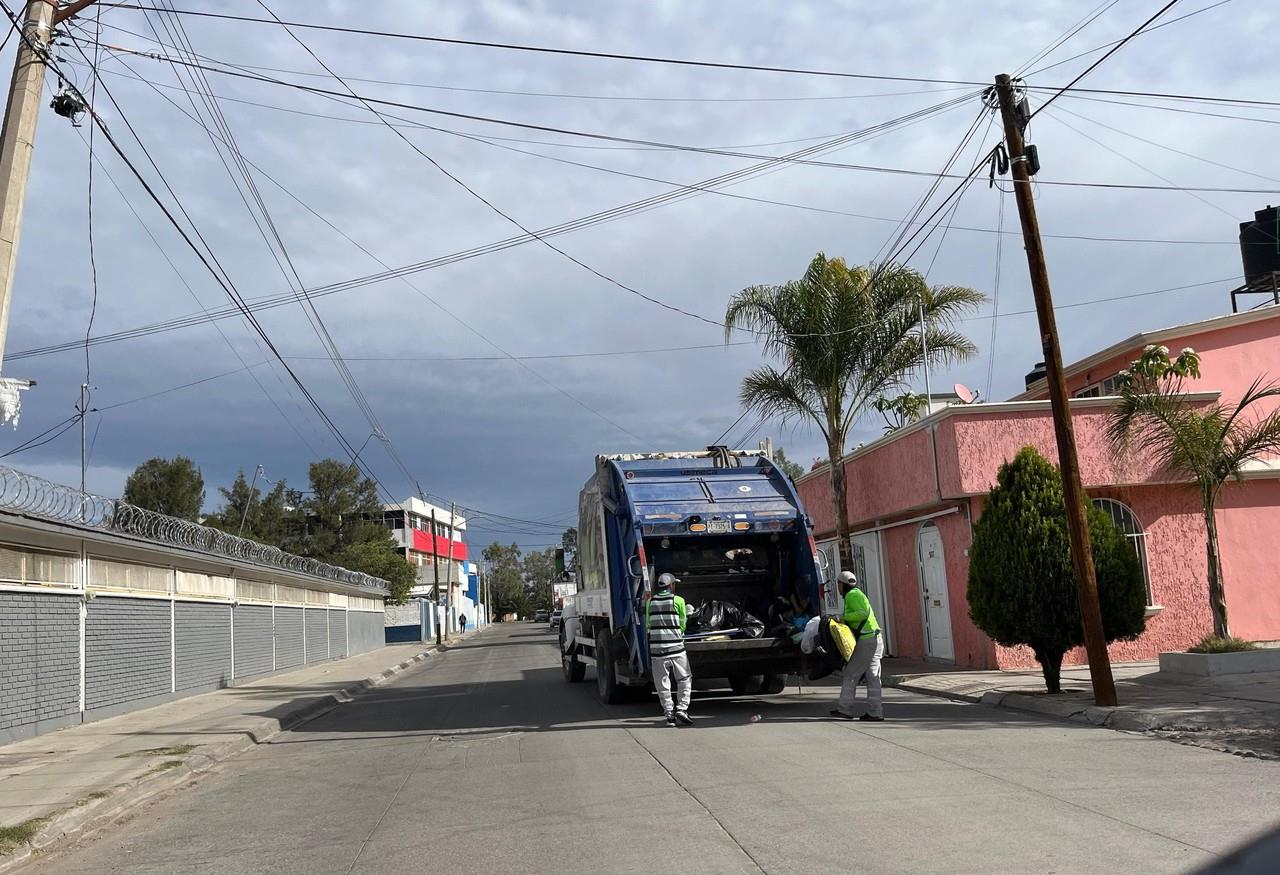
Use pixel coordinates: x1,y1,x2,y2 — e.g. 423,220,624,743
647,573,693,726
831,571,884,722
459,613,468,634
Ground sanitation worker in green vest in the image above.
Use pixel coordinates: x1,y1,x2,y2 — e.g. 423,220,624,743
647,573,693,726
832,570,885,721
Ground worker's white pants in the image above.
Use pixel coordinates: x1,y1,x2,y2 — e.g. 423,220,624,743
838,633,884,717
652,650,692,714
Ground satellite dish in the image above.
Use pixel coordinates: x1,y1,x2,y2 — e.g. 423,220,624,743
954,383,976,404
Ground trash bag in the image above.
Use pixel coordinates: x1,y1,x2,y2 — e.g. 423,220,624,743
718,601,764,639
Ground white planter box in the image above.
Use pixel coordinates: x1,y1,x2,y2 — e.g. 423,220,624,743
1158,648,1280,677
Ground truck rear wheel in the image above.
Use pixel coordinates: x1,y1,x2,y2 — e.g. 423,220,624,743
596,629,624,704
728,674,764,695
561,627,585,683
761,673,788,694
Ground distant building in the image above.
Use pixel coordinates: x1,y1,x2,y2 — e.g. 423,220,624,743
379,498,470,636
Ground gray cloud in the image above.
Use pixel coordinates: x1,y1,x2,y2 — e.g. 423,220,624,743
3,0,1275,542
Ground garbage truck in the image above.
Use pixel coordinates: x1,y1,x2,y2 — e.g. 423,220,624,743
559,447,839,703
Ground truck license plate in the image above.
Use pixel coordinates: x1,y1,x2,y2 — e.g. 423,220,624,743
707,519,730,534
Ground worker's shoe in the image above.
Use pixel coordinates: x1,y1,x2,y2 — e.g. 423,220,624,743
675,711,694,726
859,713,885,722
665,712,677,726
829,709,856,720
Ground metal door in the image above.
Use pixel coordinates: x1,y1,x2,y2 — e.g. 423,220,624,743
916,523,954,661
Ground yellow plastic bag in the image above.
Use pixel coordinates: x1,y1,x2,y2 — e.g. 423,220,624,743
825,618,856,663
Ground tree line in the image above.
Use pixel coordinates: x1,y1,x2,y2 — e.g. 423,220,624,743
482,537,571,620
122,456,416,602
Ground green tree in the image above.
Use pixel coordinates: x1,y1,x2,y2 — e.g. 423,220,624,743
725,254,983,565
123,456,205,521
206,470,296,546
296,459,385,559
772,447,805,481
967,447,1147,693
484,542,526,618
291,459,413,604
522,548,557,612
1106,346,1280,638
334,539,416,604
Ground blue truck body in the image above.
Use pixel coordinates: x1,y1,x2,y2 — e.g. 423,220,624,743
560,449,835,702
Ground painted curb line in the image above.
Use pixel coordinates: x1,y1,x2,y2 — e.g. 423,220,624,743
0,646,438,874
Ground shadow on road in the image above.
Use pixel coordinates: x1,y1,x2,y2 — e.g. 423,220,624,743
258,630,1099,744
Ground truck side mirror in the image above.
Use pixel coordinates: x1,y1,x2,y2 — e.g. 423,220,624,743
627,555,642,578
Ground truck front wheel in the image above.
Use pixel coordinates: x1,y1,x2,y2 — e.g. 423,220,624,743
561,627,585,683
595,629,624,704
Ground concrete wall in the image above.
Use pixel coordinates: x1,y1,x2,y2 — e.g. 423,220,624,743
0,513,388,744
0,591,80,738
349,611,384,655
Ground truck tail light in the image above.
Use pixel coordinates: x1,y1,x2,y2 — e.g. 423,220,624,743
688,522,707,532
733,521,750,531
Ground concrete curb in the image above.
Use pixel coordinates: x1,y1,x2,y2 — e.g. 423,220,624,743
0,646,438,874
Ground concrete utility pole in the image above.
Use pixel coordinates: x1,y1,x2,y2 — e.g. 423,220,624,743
0,1,99,371
445,501,456,633
993,73,1117,707
0,0,55,371
430,508,442,646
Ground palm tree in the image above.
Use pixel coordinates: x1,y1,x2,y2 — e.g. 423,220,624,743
1106,345,1280,638
724,253,984,565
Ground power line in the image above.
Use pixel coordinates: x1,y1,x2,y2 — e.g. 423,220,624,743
1026,0,1236,76
1,9,404,504
70,43,1280,194
1028,0,1184,121
84,17,978,105
146,0,425,498
97,4,1280,109
1016,0,1121,77
61,58,1257,247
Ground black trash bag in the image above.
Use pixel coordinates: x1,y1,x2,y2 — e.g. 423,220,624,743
718,601,765,639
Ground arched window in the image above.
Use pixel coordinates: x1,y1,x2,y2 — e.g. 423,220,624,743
1092,498,1154,606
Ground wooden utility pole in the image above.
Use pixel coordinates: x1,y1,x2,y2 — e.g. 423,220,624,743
993,73,1117,706
430,508,442,646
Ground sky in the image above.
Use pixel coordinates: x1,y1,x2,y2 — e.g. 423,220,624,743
0,0,1275,551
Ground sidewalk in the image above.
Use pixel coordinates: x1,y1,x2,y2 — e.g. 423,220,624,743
0,628,482,868
883,658,1280,759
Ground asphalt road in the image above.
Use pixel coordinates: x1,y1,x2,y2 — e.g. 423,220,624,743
33,623,1280,874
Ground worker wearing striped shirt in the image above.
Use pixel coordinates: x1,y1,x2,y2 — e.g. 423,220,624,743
647,573,693,726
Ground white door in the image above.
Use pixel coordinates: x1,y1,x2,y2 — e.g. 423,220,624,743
916,523,954,661
849,532,893,654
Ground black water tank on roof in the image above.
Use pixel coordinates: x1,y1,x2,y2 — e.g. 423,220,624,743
1240,205,1280,285
1024,361,1046,390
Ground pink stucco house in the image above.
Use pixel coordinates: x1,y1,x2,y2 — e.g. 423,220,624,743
795,306,1280,670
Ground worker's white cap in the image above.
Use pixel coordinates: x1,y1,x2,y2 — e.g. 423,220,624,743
837,570,858,588
656,572,679,590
